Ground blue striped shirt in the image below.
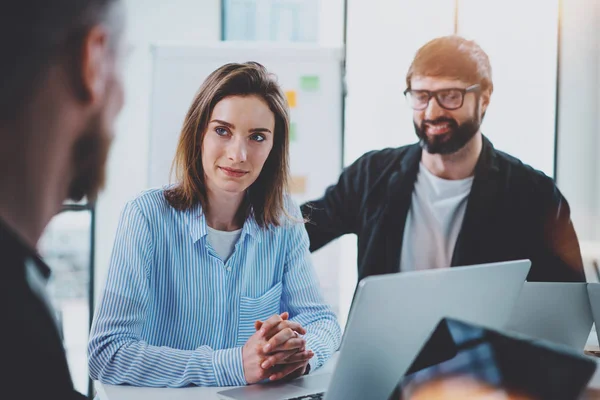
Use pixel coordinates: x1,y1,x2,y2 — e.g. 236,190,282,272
88,188,341,388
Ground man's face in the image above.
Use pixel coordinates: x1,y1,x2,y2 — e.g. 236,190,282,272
410,76,489,155
67,21,126,202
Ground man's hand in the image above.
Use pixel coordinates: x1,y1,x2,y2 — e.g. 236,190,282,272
254,312,314,381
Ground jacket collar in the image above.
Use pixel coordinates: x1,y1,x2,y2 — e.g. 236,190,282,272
451,135,502,266
0,216,51,280
383,134,502,273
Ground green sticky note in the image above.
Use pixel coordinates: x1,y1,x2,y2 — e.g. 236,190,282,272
300,75,320,91
289,122,297,142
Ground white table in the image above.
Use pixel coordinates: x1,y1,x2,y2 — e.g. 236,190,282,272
97,335,600,400
96,353,338,400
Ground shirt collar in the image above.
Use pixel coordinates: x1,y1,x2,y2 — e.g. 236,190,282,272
185,203,206,243
241,211,262,242
186,204,262,243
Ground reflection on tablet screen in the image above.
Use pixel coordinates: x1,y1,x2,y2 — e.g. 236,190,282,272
389,318,596,400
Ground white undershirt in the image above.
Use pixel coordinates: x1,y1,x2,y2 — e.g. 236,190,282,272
400,163,474,272
206,226,242,262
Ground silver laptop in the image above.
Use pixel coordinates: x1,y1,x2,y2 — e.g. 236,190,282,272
218,259,531,400
587,283,600,345
505,282,593,350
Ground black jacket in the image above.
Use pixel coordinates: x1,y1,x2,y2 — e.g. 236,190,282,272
302,136,584,283
0,218,86,399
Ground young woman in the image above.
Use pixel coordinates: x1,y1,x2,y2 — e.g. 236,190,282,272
88,62,341,387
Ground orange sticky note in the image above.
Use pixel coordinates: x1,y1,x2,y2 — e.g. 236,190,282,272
286,90,297,108
290,175,307,194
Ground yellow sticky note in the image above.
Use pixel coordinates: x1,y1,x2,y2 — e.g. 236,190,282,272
290,175,307,194
286,90,297,108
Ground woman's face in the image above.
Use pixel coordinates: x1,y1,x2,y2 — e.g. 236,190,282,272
202,95,275,197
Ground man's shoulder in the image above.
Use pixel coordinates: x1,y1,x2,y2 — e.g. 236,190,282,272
493,149,560,199
495,149,555,184
353,144,417,164
347,143,419,177
333,144,420,201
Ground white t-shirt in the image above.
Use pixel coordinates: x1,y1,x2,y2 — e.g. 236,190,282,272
400,163,474,272
206,226,242,262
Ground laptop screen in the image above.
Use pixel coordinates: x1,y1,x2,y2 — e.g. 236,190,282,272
388,318,596,400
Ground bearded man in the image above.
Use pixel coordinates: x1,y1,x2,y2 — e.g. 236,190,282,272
302,35,583,283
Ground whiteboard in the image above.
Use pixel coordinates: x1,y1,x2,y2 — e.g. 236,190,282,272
148,42,344,314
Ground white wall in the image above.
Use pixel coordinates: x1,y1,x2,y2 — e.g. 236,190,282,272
598,9,600,241
458,0,559,178
94,0,221,301
556,0,600,242
318,0,344,47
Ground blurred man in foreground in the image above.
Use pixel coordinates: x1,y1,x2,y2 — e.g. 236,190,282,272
0,0,126,397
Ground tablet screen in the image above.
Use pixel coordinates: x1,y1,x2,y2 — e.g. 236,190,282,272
388,318,596,400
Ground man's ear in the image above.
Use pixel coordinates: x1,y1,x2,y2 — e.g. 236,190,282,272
480,88,492,115
79,26,110,104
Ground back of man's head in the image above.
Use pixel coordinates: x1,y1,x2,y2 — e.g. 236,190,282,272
406,35,493,93
0,0,123,121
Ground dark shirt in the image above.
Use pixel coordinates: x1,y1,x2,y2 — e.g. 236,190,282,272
0,217,86,399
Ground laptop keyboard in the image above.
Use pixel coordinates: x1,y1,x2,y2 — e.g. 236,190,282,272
285,392,325,400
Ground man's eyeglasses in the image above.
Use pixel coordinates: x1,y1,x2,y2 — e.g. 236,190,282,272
404,84,481,111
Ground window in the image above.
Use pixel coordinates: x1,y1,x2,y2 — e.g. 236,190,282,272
38,204,95,397
222,0,319,42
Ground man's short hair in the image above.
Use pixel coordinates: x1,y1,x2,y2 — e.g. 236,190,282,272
406,35,493,93
0,0,122,120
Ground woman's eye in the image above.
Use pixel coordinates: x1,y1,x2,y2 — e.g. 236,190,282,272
251,134,265,142
215,127,228,136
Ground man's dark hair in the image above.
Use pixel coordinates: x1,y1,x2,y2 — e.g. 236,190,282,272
0,0,122,120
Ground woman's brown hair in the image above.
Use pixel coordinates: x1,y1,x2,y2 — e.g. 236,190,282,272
164,62,291,227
